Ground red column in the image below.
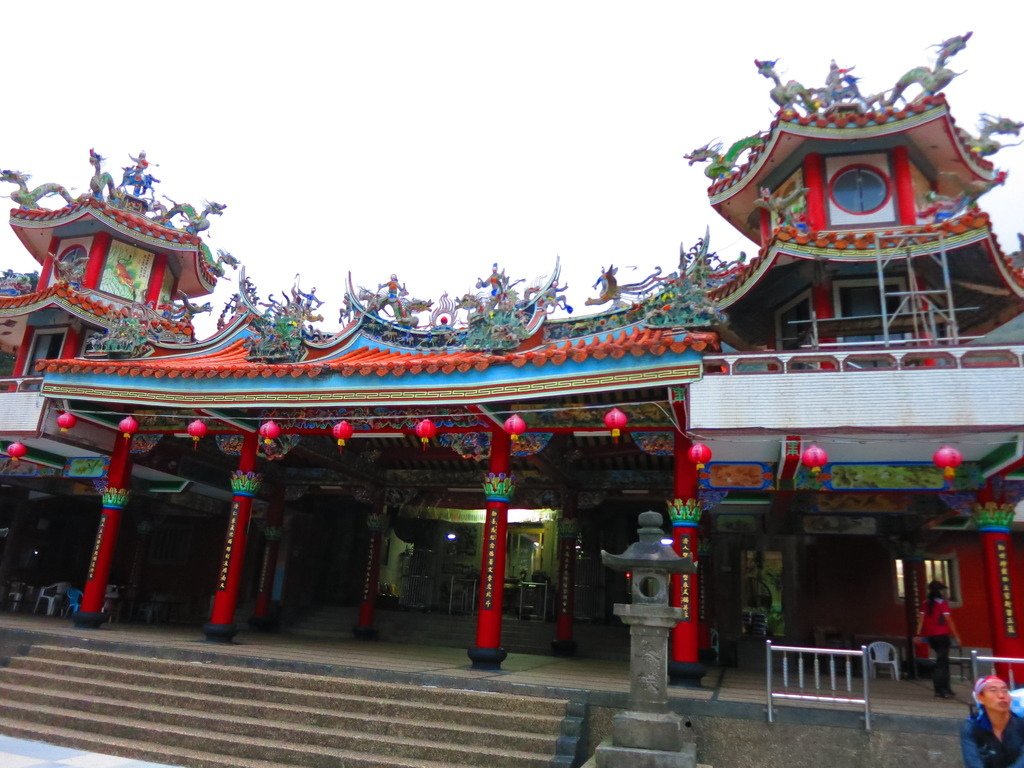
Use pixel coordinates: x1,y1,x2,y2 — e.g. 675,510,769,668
74,434,133,628
38,235,60,288
468,430,513,670
551,494,579,656
146,254,167,307
802,153,828,232
354,498,389,639
204,432,261,643
249,484,285,630
759,208,772,247
812,276,835,350
973,503,1024,677
892,146,918,226
83,232,111,290
11,327,34,381
668,429,706,686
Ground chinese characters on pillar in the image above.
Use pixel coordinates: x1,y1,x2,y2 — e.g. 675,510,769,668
362,537,377,601
482,511,499,610
87,514,107,580
257,548,272,594
996,540,1018,637
559,540,572,617
680,536,692,622
218,502,240,590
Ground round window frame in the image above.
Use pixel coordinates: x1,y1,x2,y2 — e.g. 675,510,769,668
828,163,892,216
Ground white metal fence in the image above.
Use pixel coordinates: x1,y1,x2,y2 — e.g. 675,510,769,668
766,641,872,730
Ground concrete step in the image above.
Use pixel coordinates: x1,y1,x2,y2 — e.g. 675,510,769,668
0,643,583,767
0,695,556,768
0,676,558,752
17,645,569,719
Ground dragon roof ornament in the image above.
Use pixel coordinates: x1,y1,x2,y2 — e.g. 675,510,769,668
236,268,330,363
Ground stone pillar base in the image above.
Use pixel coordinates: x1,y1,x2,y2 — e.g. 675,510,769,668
668,661,707,687
72,611,109,629
467,646,507,670
612,710,686,753
202,622,238,643
551,639,578,656
595,738,697,768
352,625,379,640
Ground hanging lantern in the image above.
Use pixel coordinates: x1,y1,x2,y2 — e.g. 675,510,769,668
119,415,139,441
688,442,713,470
604,407,628,443
56,412,77,432
5,441,27,462
332,420,354,451
801,444,828,477
186,419,208,449
933,445,963,482
415,418,437,450
504,413,526,443
259,420,281,445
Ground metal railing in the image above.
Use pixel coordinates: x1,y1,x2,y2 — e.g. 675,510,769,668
766,641,871,730
970,651,1024,689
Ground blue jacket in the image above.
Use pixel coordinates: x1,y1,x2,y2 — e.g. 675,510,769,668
962,710,1024,768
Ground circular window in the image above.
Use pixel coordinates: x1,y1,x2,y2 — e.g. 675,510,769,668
830,165,890,214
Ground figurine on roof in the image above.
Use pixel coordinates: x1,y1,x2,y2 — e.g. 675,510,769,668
754,185,809,230
819,61,883,114
884,31,971,106
1,169,74,210
685,133,765,180
356,274,433,328
119,150,160,199
585,264,664,309
154,198,227,235
754,59,820,114
956,115,1024,157
87,149,118,202
0,269,39,297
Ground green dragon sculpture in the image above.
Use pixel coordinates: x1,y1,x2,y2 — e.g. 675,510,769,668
87,149,117,202
685,133,765,179
884,31,971,107
1,169,74,209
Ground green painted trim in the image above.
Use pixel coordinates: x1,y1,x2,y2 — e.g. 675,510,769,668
978,437,1023,477
0,441,66,470
203,409,258,433
718,493,771,506
142,479,190,494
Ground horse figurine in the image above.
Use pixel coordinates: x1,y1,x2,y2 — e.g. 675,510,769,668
754,59,820,114
1,169,74,210
118,166,160,198
819,61,884,114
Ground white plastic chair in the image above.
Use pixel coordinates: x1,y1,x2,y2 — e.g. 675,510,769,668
33,582,71,616
867,640,901,680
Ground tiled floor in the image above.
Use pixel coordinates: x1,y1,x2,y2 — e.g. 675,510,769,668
0,736,181,768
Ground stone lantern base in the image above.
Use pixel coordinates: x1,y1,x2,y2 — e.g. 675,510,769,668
594,737,697,768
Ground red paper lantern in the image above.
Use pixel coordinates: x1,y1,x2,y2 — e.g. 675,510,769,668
259,420,281,445
332,420,354,451
187,419,208,449
119,415,139,440
688,442,713,470
504,414,526,442
604,407,628,443
56,412,77,432
5,441,27,462
933,445,963,481
801,444,828,476
415,418,437,450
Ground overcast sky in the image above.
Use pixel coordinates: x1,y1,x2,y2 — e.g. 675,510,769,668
3,2,1023,338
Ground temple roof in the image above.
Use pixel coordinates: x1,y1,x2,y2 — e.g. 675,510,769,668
9,196,221,296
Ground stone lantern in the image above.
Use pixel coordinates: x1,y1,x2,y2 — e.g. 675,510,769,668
596,510,699,768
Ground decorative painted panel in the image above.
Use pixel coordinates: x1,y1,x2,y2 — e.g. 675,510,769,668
700,462,773,490
100,241,154,301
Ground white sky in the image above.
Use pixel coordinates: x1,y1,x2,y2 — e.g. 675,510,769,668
3,2,1023,339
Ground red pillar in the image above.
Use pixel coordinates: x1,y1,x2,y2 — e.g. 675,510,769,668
973,503,1024,678
551,494,579,656
802,153,827,232
758,208,773,247
892,146,918,226
812,275,835,350
74,434,133,628
249,484,285,630
354,497,389,639
146,254,167,307
204,432,261,643
468,430,513,670
83,232,111,290
38,235,60,288
668,428,706,686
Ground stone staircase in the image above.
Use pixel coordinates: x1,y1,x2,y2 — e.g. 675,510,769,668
0,644,587,768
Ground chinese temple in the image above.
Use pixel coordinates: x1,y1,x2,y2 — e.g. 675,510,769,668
2,33,1024,685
